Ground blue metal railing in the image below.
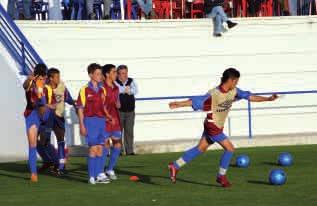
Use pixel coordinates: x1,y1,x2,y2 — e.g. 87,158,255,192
0,3,44,75
135,90,317,138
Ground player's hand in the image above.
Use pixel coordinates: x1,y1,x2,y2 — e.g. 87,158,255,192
169,102,179,109
268,94,278,101
116,100,121,109
80,124,87,136
125,86,131,95
46,104,57,110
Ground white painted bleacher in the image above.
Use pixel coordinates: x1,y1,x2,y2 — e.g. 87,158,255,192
1,17,317,158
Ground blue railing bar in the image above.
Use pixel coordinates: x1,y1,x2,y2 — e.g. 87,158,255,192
0,15,23,45
0,21,23,54
0,4,44,68
0,29,23,65
135,104,317,116
136,90,317,101
248,99,252,139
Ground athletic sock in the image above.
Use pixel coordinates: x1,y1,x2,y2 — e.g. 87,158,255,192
28,147,37,174
218,151,233,176
88,156,96,178
37,144,51,163
100,147,109,174
47,144,59,166
57,141,66,170
107,147,121,172
173,146,202,170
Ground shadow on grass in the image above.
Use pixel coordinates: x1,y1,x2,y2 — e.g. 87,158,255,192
262,161,279,166
0,162,87,184
248,180,271,185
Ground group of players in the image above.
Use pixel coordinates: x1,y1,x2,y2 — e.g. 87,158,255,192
23,63,123,184
23,63,278,187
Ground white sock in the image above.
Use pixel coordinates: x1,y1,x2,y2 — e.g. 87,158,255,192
175,158,186,168
218,167,227,176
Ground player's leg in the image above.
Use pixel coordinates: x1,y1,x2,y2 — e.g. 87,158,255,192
214,134,234,187
95,138,111,183
168,133,214,183
106,132,122,180
53,116,67,172
37,126,54,172
25,110,40,182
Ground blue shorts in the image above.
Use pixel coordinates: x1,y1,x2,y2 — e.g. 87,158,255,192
25,110,40,132
105,131,122,139
202,131,227,144
84,117,107,146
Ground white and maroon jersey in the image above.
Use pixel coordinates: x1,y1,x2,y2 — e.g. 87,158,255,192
191,86,251,136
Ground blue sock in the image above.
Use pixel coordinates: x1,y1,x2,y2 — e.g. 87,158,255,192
47,144,59,165
107,147,121,171
218,150,234,176
88,156,96,178
173,146,202,169
28,147,37,174
37,144,51,163
57,141,66,170
100,147,109,174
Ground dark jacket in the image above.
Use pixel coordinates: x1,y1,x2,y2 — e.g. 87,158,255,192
204,0,225,14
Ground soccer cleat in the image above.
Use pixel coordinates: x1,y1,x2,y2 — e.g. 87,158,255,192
38,162,53,173
215,33,222,37
216,175,232,188
106,170,118,181
88,177,96,185
30,174,38,183
96,174,111,184
227,21,238,29
168,162,178,184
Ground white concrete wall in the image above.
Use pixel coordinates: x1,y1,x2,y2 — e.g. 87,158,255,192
0,44,28,160
11,17,317,144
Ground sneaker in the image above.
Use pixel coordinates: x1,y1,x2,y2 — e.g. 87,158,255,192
96,173,111,184
216,175,232,188
168,162,178,184
106,170,118,180
214,33,222,37
88,177,96,185
38,162,53,173
227,21,237,29
30,173,38,183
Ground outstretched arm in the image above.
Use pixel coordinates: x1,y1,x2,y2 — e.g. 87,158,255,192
249,94,278,102
169,99,192,109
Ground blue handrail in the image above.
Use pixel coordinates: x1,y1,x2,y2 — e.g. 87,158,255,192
0,3,44,75
135,90,317,138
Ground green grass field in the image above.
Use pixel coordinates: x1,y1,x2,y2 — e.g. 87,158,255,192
0,145,316,206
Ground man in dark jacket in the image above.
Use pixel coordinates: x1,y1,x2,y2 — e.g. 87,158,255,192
205,0,237,37
114,65,138,155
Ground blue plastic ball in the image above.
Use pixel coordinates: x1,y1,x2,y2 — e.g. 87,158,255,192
236,155,250,168
278,152,293,166
269,169,287,185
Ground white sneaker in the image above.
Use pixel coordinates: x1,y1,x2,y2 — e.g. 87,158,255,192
106,170,118,180
96,173,110,184
88,177,96,185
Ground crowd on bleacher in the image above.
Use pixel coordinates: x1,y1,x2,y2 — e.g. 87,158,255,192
5,0,317,20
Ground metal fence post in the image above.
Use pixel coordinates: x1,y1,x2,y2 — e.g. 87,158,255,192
248,99,252,138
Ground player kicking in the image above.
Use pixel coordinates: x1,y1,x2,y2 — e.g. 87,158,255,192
168,68,278,188
99,64,122,181
37,68,75,175
77,63,109,184
23,63,48,182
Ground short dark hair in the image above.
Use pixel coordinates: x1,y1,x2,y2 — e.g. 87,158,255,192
87,63,102,74
102,64,116,76
221,68,240,84
117,64,128,72
33,63,47,76
47,68,60,78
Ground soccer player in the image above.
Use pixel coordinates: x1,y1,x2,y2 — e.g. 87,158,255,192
77,63,109,184
37,68,75,175
100,64,122,180
168,68,278,188
23,63,48,182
